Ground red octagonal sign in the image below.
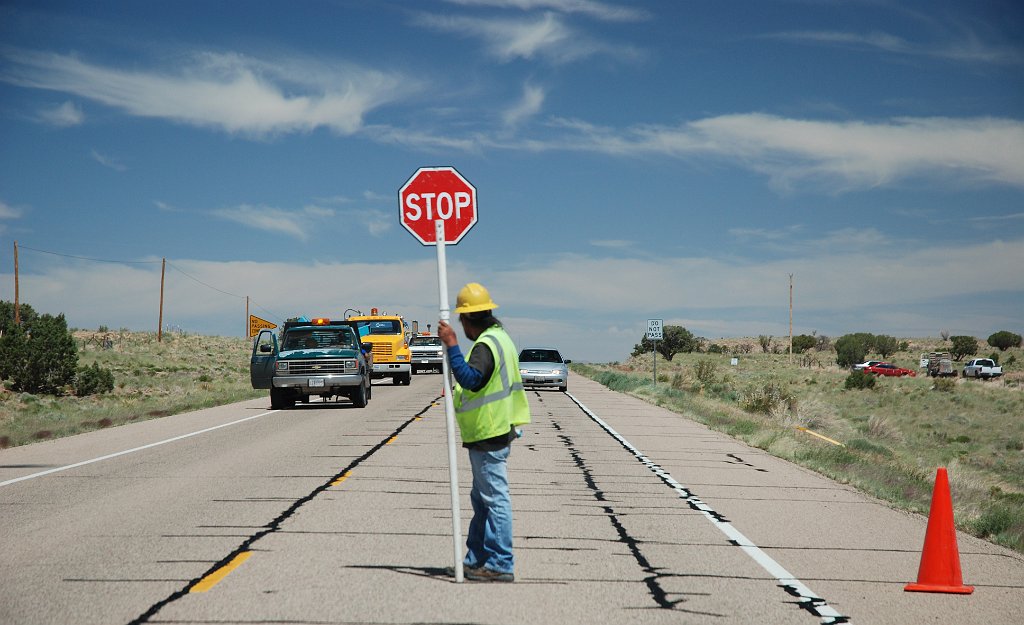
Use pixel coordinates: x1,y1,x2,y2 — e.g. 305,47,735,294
399,166,477,245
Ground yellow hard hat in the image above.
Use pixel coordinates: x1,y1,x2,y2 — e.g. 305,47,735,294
455,282,499,314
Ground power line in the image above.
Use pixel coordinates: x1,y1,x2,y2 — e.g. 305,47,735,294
17,244,161,265
13,243,287,330
165,262,245,299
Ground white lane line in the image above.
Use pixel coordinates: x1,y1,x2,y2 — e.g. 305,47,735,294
0,410,277,488
566,392,849,625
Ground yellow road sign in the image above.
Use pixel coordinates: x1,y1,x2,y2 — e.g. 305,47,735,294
248,315,277,337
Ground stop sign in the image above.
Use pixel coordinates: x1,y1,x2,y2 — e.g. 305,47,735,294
399,166,477,245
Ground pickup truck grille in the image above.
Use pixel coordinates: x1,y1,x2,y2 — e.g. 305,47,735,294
281,359,357,375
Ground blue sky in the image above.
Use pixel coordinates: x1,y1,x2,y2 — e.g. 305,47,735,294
1,0,1022,363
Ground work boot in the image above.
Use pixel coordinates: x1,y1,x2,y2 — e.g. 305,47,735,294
466,567,514,583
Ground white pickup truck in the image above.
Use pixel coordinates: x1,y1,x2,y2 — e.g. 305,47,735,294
962,358,1003,379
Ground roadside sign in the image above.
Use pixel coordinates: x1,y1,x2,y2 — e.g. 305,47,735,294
646,319,664,341
248,315,277,338
399,166,477,245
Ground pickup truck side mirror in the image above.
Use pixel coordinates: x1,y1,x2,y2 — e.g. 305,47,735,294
564,359,572,364
259,344,273,353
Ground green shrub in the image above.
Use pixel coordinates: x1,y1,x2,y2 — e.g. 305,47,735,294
670,372,686,390
74,363,115,396
631,325,701,361
741,381,794,414
694,359,718,385
791,334,816,354
0,313,78,394
932,378,956,393
988,330,1022,352
874,335,900,358
844,370,876,390
593,370,647,393
835,333,875,368
970,502,1020,539
950,335,978,361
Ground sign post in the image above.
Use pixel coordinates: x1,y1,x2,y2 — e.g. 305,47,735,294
647,319,663,386
400,166,478,583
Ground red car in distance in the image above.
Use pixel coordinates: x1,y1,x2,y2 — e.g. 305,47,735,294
863,363,917,377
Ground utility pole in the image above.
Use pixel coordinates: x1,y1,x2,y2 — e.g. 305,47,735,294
788,273,794,364
13,240,19,325
158,258,165,342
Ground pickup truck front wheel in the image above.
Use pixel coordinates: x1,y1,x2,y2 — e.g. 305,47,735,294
270,387,295,410
351,383,368,408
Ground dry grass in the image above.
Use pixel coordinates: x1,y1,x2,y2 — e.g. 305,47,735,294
0,330,263,448
579,340,1024,553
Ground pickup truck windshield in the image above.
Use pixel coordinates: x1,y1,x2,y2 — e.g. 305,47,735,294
283,329,357,351
411,336,443,347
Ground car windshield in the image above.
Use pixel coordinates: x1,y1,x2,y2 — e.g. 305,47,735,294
411,336,442,346
283,328,357,351
520,349,563,363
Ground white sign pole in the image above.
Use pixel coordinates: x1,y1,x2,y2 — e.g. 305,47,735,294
435,219,464,583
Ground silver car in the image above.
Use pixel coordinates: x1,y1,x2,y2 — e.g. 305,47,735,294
518,347,570,392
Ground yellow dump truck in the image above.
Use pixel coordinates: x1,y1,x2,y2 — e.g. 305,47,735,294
347,309,412,385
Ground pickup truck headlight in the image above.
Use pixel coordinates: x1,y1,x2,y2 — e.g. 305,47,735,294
276,361,289,372
396,355,408,361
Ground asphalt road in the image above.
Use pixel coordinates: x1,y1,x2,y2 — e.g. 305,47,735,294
1,372,1022,624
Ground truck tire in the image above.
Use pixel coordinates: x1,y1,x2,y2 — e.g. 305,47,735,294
400,372,411,385
351,383,367,408
270,387,293,410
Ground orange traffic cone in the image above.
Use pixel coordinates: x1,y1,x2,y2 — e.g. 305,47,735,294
905,467,974,594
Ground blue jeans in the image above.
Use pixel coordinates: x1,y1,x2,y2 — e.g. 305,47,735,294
464,445,514,574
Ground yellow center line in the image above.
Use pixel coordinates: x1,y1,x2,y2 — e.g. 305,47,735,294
190,551,252,593
385,436,397,445
331,471,352,486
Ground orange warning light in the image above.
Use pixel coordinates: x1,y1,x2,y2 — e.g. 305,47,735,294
311,318,330,325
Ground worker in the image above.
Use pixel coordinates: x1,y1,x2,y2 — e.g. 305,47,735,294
437,282,530,582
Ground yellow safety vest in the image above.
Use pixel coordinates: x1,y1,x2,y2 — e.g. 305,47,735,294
453,326,531,443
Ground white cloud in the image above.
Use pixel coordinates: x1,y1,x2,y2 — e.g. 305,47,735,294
90,149,127,171
0,200,22,220
766,30,1024,66
542,114,1024,190
414,11,639,63
443,0,649,22
38,100,83,126
503,83,545,126
590,239,633,248
212,204,325,240
336,208,394,237
211,203,394,240
1,49,414,137
969,211,1024,223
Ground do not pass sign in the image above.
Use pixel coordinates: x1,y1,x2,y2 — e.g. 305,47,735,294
399,166,477,245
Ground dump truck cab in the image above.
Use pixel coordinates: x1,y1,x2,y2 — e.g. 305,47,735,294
346,309,412,385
